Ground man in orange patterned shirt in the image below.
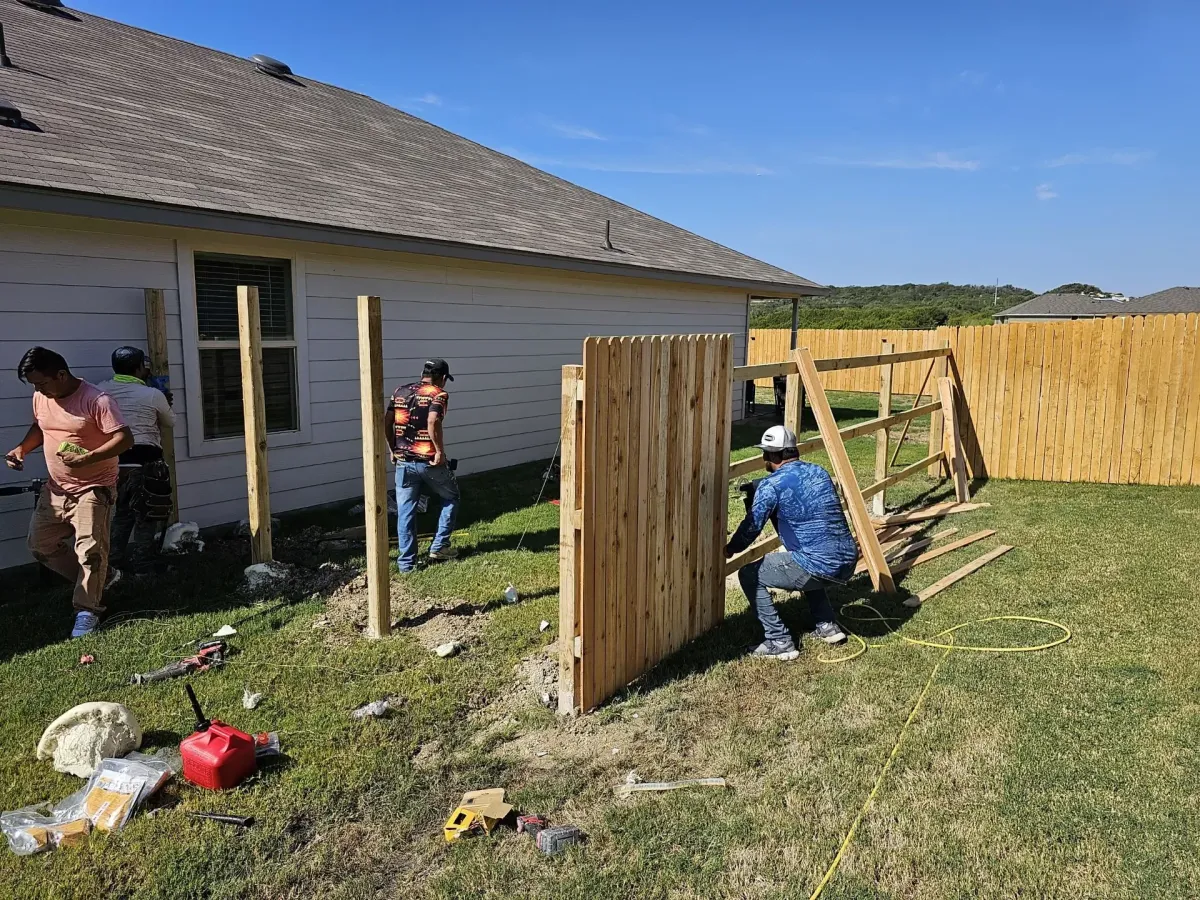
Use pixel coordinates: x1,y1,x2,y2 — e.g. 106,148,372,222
385,359,460,572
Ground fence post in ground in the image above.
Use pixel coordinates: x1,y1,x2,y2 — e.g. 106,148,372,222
938,376,971,502
558,364,584,715
143,288,179,525
357,295,391,638
928,338,951,475
873,340,894,515
236,285,272,564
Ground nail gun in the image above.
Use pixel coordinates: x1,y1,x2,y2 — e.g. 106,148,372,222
130,640,227,685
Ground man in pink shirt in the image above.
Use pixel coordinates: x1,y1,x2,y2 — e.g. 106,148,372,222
5,347,133,638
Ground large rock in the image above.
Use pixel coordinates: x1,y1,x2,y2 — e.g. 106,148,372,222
36,702,143,777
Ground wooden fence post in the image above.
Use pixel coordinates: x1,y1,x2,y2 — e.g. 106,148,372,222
558,364,584,714
358,295,391,638
236,285,272,563
938,376,971,502
873,340,893,515
928,338,951,475
143,288,179,525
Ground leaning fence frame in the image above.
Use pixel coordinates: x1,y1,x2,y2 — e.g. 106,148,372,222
559,337,970,714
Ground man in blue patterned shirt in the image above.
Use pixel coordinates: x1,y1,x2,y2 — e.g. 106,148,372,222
726,426,858,660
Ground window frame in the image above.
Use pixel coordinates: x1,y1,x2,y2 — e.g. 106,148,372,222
177,238,312,458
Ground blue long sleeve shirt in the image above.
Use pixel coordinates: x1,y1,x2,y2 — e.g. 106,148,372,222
727,460,859,581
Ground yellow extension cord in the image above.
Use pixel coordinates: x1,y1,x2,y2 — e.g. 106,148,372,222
804,606,1072,899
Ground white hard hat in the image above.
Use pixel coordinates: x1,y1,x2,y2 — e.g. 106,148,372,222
758,425,797,451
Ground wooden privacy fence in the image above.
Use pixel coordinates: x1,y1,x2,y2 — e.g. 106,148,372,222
750,328,946,393
751,315,1200,486
558,335,733,715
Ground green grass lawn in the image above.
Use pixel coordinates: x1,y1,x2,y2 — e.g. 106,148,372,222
2,391,1199,898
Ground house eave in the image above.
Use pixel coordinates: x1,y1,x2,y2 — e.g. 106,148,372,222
0,182,830,298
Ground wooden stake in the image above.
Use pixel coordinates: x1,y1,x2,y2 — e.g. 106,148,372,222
890,529,996,575
873,340,894,515
558,365,583,714
236,285,272,564
939,376,971,502
870,502,990,526
357,295,390,638
928,339,950,475
904,545,1014,607
795,347,896,594
891,358,936,467
143,288,179,525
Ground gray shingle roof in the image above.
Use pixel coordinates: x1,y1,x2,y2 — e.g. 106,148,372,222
0,2,823,292
996,293,1129,318
998,288,1200,319
1124,287,1200,314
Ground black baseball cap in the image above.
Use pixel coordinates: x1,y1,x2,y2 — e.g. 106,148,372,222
423,358,453,381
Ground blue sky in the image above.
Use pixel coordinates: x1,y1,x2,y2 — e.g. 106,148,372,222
80,0,1198,294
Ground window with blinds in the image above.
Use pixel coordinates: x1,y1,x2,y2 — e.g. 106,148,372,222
194,252,300,440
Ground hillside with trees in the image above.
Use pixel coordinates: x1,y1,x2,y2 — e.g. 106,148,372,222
751,283,1036,329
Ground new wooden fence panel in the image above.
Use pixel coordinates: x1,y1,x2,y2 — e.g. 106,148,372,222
750,316,1200,486
567,334,732,712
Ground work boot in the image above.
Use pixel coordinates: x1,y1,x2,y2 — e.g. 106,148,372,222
71,610,100,639
750,639,800,661
812,621,847,645
428,546,458,562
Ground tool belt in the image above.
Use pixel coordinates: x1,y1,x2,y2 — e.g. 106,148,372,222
135,459,174,522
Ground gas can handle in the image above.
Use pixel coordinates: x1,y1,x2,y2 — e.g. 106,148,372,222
185,684,210,732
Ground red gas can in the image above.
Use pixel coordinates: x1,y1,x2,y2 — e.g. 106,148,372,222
181,686,257,790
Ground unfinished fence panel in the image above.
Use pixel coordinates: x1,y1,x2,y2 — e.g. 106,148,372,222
561,334,732,713
750,315,1200,486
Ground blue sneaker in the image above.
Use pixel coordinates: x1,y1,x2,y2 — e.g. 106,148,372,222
71,611,100,638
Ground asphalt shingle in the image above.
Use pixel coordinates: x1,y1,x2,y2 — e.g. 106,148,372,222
0,2,822,292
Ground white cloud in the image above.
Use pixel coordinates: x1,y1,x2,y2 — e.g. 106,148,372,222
511,151,772,176
1044,149,1153,167
957,69,987,87
1035,183,1058,201
407,92,443,106
816,151,981,171
549,122,606,141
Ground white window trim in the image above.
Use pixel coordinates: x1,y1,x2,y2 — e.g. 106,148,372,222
176,238,313,458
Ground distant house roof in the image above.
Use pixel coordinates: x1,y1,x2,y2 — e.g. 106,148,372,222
0,1,824,295
996,287,1200,321
995,293,1129,320
1125,287,1200,314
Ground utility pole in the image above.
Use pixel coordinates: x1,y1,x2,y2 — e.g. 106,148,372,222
994,279,999,307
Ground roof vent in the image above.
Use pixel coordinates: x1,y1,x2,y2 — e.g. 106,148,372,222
19,0,66,10
0,98,23,127
252,54,292,78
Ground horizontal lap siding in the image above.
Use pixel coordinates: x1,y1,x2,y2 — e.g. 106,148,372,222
304,252,747,485
0,219,184,569
0,213,749,568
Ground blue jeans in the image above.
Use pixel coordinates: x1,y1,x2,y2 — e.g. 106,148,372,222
395,461,460,572
738,552,837,643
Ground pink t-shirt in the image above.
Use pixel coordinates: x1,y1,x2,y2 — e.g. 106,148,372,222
33,381,126,492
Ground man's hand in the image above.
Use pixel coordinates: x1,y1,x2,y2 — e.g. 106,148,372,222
431,449,445,467
165,390,174,407
4,449,23,471
57,449,91,469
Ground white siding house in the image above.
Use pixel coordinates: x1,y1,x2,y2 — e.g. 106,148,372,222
0,2,825,570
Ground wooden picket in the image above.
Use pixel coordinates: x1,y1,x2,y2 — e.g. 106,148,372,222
750,315,1200,486
560,335,732,714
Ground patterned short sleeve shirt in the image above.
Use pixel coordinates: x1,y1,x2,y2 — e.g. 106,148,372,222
391,381,449,462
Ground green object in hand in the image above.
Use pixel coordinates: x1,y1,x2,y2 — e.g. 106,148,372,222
58,441,88,456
